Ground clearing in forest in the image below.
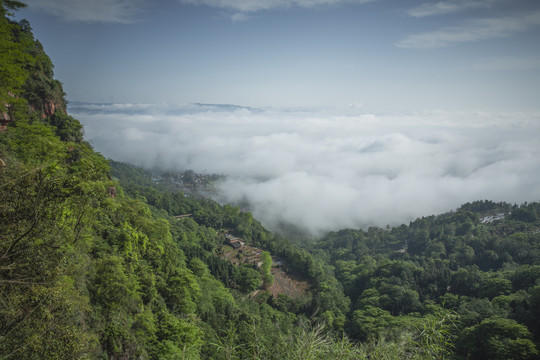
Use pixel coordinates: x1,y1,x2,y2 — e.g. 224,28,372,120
218,240,310,299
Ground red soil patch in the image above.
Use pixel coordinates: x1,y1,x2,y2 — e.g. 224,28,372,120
218,243,310,299
268,267,310,299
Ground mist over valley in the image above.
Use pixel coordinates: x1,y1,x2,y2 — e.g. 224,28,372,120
74,102,540,235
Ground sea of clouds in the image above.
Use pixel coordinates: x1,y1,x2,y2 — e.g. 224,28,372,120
72,102,540,235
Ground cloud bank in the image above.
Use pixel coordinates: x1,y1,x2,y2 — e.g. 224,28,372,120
397,11,540,49
398,10,540,48
24,0,371,23
72,103,540,235
24,0,146,23
178,0,372,21
178,0,373,13
406,0,494,18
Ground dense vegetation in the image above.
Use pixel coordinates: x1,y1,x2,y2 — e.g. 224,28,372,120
1,2,539,358
315,200,540,359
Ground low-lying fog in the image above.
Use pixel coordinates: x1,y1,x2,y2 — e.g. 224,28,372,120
73,102,540,235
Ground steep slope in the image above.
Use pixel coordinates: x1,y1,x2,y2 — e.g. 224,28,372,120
0,4,353,359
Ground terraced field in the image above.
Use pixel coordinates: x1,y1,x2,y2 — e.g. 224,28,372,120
268,267,310,299
219,242,310,299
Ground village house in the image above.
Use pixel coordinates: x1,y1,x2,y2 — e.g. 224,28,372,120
480,213,507,224
225,234,245,249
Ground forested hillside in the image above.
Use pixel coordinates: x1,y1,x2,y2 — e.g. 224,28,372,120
1,2,539,359
315,200,540,359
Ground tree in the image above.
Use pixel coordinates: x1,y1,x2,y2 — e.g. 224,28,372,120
0,3,32,116
350,306,394,340
478,277,512,299
457,318,538,360
260,251,273,287
1,1,27,13
237,265,262,292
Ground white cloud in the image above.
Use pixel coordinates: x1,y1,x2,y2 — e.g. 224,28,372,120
397,11,540,48
24,0,146,23
26,0,373,23
74,103,540,235
470,56,540,70
407,0,493,18
178,0,373,13
229,12,251,22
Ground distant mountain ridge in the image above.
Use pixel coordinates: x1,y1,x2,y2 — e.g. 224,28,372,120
68,101,261,115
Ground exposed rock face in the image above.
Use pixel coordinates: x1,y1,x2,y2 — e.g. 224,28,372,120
43,100,59,118
30,99,64,119
0,109,10,131
1,98,65,131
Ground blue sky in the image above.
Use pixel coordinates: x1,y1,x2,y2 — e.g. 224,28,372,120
16,0,540,111
12,1,540,233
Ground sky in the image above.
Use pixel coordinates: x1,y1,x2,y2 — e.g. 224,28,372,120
13,0,540,234
17,0,540,111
